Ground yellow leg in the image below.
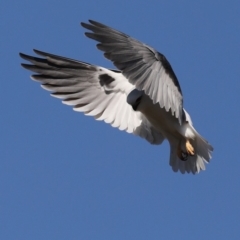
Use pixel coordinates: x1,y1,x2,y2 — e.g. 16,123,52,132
177,140,195,161
186,140,194,156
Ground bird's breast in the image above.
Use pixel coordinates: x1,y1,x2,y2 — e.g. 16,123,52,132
138,94,182,139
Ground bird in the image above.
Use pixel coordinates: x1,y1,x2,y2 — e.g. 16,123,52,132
20,20,213,174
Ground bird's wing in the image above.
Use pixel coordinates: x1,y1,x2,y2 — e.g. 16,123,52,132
20,50,164,145
81,20,183,123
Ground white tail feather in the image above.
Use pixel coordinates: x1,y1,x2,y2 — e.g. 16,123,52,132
169,130,213,174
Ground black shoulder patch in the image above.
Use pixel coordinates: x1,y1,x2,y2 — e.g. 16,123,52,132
99,74,115,86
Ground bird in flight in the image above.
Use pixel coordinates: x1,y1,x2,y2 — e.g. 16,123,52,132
20,20,213,174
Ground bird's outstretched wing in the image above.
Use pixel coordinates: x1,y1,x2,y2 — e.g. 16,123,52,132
20,49,164,144
81,20,183,123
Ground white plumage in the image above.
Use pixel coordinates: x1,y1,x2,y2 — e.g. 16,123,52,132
20,20,213,174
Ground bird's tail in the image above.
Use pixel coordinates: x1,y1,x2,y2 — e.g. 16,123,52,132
169,130,213,174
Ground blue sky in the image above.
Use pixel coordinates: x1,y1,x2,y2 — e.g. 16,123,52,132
1,0,240,239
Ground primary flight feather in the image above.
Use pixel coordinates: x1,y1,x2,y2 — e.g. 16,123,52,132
20,20,213,174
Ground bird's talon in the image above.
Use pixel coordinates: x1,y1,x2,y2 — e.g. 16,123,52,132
177,146,188,161
181,152,188,161
186,140,195,156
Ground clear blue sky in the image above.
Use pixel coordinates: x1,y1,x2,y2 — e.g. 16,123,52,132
1,0,240,239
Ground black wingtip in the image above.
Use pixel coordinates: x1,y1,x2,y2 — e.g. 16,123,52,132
80,22,89,29
19,51,45,62
20,50,42,60
33,49,47,56
19,52,28,59
89,20,108,28
81,20,107,30
20,63,34,70
19,52,35,61
88,19,95,24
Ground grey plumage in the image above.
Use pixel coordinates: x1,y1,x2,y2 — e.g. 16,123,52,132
81,20,183,123
20,50,164,145
20,20,213,174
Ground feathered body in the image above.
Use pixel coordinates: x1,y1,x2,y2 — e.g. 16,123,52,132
20,20,213,174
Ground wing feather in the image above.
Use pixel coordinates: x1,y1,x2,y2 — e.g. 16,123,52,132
81,20,183,123
20,50,165,144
